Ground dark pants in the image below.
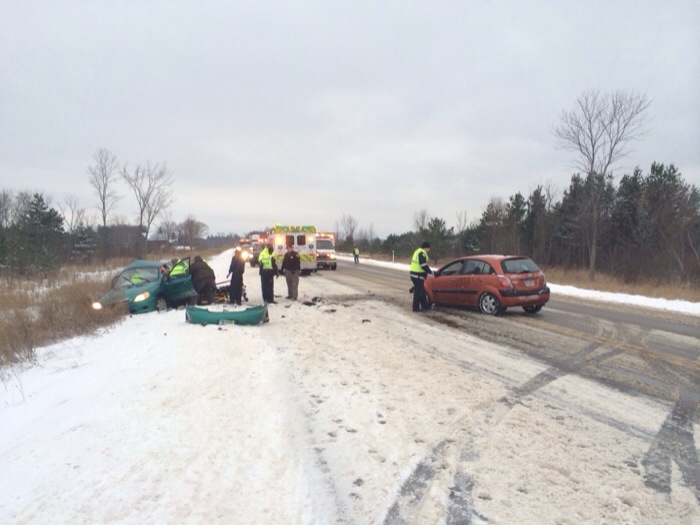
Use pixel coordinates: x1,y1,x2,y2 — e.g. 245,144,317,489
411,275,429,311
197,280,215,305
229,276,243,305
261,269,275,303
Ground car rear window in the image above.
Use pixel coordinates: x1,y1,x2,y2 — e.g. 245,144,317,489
501,258,540,273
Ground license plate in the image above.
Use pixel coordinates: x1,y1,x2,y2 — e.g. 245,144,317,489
525,279,534,286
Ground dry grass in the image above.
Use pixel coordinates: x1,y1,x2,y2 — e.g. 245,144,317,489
0,271,126,367
0,250,220,368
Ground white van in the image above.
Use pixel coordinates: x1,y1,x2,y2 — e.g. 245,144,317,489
316,231,337,270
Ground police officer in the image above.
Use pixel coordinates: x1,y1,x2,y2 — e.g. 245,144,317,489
280,244,301,300
409,241,433,312
258,244,279,304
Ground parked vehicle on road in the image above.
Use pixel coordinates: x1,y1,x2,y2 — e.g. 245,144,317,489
424,255,550,315
248,233,269,267
238,238,253,263
92,258,199,314
316,231,337,270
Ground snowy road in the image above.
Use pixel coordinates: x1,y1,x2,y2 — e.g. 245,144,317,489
1,250,698,524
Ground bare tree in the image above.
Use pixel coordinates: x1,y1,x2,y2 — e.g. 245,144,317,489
178,215,208,249
88,148,120,256
356,227,368,245
334,219,342,244
58,194,86,233
0,189,13,228
455,210,470,234
157,210,179,247
11,191,32,224
554,90,650,280
339,213,358,243
121,160,174,255
480,197,508,254
413,209,429,232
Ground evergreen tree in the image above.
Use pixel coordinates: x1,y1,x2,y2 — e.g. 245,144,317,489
71,225,98,262
641,163,697,279
523,186,549,264
476,198,508,254
505,192,527,254
17,193,65,275
425,216,453,262
552,175,587,267
610,169,645,279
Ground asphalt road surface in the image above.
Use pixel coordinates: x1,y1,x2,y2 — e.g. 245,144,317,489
314,259,700,505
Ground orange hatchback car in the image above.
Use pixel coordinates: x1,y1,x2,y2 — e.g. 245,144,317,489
424,255,550,315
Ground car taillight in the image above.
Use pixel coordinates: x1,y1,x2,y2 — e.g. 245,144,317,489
497,275,513,288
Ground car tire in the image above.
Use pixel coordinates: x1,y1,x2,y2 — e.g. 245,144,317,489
479,292,501,315
332,264,337,270
155,295,168,312
523,304,543,314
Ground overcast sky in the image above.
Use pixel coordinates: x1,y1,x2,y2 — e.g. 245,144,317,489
2,1,698,237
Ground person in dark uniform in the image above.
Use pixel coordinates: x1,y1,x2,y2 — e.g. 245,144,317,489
227,247,246,305
190,255,216,305
409,241,433,312
280,244,301,300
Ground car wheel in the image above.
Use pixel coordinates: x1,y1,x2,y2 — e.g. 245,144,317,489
479,293,500,315
155,295,168,312
332,264,337,270
523,304,543,314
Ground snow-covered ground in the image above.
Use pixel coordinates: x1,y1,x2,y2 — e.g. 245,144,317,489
1,251,698,524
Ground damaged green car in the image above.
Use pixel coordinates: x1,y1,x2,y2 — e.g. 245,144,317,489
92,258,199,314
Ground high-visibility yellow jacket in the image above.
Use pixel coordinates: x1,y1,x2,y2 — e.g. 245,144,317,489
410,247,431,275
258,247,273,270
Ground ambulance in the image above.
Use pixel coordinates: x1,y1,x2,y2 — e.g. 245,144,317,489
315,230,337,270
269,224,317,274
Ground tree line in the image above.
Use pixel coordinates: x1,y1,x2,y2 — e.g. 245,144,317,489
0,148,215,282
1,162,697,285
335,161,700,285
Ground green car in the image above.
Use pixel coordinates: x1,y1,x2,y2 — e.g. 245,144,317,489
92,258,199,314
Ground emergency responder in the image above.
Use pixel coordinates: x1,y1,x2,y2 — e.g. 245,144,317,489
190,255,216,305
258,244,279,304
169,257,188,276
409,241,433,312
280,244,301,300
227,247,246,305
